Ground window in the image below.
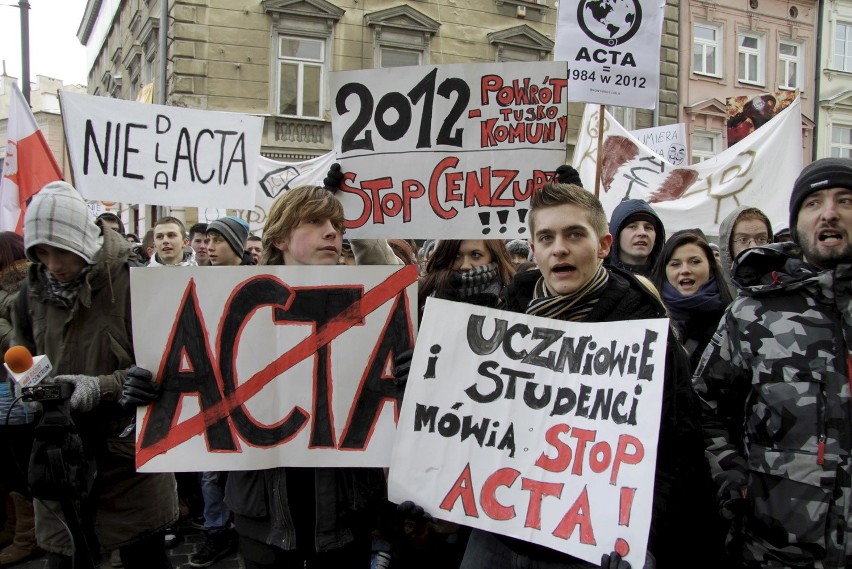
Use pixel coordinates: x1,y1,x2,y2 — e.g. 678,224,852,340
380,48,421,68
778,40,803,90
277,36,324,118
738,32,764,85
692,132,721,163
609,106,635,130
831,125,852,158
693,23,722,76
834,23,852,71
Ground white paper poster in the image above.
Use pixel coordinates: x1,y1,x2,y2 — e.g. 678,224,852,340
556,0,666,109
389,299,668,567
61,91,263,209
331,62,569,239
132,265,418,472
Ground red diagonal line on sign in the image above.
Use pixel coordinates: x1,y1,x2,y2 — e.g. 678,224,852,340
137,265,418,467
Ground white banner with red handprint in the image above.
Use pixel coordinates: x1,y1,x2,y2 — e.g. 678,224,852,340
572,98,803,236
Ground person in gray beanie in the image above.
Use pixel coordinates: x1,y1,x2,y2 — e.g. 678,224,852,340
206,216,250,266
692,157,852,568
13,181,178,569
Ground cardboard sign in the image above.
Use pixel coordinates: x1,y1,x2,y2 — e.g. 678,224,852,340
629,123,688,166
389,299,668,567
60,91,263,208
556,0,665,109
132,265,418,472
331,62,569,239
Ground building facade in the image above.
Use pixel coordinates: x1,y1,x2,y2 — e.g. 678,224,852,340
679,0,818,163
78,0,681,169
816,0,852,160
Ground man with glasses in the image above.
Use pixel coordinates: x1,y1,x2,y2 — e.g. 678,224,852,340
717,206,773,295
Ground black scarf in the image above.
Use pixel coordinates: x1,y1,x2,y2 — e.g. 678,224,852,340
526,263,609,321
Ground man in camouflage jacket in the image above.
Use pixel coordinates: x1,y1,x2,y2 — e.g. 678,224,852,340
693,157,852,568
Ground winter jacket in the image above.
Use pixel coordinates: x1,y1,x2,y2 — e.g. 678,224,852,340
12,229,178,554
502,268,724,567
605,199,666,277
692,243,852,568
225,239,400,552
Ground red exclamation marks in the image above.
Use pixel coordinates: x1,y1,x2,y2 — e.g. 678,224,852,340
614,486,635,557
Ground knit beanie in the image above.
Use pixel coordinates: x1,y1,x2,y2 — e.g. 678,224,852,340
24,181,103,264
207,216,250,257
790,158,852,241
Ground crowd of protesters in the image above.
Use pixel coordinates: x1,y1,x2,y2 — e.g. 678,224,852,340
0,157,850,569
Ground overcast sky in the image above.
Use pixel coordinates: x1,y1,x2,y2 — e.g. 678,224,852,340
1,1,89,86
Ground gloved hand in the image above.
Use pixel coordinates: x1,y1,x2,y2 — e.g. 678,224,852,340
397,500,433,523
393,349,414,388
119,365,161,409
53,374,100,412
601,551,630,569
555,164,583,187
323,163,344,191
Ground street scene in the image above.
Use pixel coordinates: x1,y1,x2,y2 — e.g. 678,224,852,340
1,1,851,568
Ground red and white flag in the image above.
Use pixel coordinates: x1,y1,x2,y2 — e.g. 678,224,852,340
0,83,63,234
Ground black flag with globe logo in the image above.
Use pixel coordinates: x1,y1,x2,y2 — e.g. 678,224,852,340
578,0,643,46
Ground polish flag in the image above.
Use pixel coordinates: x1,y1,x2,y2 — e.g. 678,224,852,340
0,83,63,234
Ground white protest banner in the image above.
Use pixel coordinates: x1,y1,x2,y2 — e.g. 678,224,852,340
389,299,668,567
234,152,336,233
628,123,688,166
60,91,264,209
573,99,803,235
331,62,568,239
132,264,418,472
556,0,665,109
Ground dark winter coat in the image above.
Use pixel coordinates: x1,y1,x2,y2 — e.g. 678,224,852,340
13,229,178,554
693,243,852,568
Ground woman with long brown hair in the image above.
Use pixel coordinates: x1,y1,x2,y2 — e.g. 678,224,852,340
418,239,515,314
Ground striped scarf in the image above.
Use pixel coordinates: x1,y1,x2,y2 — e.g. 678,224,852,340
43,265,90,309
450,263,500,299
526,263,609,321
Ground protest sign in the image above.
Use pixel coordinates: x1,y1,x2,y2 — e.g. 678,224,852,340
234,152,337,233
573,98,803,235
132,264,418,472
60,91,263,209
331,62,568,239
555,0,665,109
629,123,688,166
389,299,667,567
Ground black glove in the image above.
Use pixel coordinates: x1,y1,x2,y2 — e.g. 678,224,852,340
119,365,161,409
397,500,433,523
555,164,583,187
393,349,414,388
323,163,344,192
601,551,631,569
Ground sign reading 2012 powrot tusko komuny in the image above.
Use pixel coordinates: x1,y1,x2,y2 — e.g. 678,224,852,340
389,299,668,568
331,62,568,239
555,0,665,109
